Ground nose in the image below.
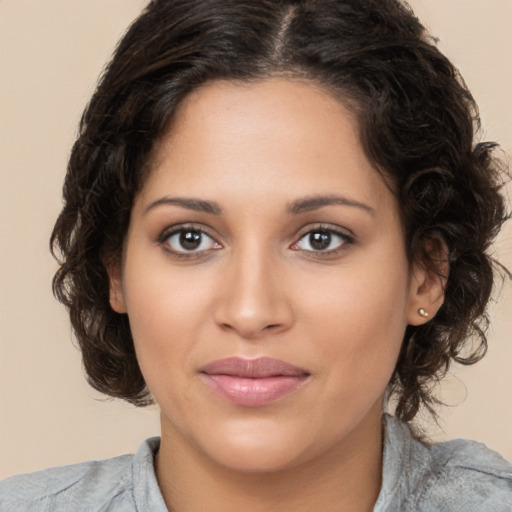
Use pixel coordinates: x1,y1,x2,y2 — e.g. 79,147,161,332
213,246,294,340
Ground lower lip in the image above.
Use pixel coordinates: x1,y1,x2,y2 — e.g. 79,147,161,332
201,374,309,407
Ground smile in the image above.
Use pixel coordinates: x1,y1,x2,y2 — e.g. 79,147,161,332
199,357,310,407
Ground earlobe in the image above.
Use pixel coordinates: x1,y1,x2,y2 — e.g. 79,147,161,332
406,237,449,326
406,264,445,326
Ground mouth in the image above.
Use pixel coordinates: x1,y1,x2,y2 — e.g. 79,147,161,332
199,357,310,407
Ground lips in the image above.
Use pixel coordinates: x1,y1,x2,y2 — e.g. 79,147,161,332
200,357,310,407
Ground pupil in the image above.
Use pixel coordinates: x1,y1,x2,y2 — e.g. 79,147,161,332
180,230,201,250
310,231,331,250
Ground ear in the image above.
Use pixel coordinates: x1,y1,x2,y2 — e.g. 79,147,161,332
406,237,449,326
107,260,127,314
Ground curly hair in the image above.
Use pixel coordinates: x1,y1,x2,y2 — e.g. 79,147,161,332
51,0,508,422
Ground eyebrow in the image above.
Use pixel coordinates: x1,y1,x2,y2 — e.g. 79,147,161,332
144,197,222,215
287,195,375,216
143,194,375,217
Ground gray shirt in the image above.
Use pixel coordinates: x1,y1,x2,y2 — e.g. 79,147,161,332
1,416,511,511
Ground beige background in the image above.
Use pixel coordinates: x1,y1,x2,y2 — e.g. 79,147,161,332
0,0,511,479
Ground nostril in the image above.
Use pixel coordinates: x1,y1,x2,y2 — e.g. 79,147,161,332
213,293,294,338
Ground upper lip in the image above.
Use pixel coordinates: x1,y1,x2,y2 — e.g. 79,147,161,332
200,357,309,378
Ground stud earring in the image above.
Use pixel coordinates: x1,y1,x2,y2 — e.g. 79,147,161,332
418,308,429,318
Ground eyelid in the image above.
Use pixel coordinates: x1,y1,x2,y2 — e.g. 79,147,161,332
157,223,222,256
157,222,212,242
295,223,354,239
156,222,354,259
290,224,354,254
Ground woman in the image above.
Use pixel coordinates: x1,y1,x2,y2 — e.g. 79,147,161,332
1,0,511,510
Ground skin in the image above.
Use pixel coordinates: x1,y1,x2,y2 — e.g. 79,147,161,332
110,78,444,512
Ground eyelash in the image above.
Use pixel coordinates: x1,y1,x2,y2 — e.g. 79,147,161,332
158,224,220,260
291,225,354,256
157,223,354,260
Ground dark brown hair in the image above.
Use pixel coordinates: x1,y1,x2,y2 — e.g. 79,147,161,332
51,0,509,422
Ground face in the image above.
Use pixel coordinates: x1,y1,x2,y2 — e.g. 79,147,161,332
111,78,430,473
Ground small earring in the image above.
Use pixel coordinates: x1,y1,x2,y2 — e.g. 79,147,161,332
418,308,429,318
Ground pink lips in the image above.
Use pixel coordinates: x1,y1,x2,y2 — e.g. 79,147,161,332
200,357,310,407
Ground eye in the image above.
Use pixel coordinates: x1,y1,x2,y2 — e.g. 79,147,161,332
161,227,220,254
292,228,352,253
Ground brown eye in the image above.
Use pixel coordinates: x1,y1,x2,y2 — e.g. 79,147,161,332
163,228,220,254
309,231,331,251
179,230,202,250
294,228,352,253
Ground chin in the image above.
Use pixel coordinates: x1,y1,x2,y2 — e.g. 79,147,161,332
196,418,315,474
208,442,307,474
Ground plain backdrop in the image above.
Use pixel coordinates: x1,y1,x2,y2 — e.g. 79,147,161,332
1,0,511,479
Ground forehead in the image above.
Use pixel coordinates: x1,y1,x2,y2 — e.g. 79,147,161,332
138,78,391,214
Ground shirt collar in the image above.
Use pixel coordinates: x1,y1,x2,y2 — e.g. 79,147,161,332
132,436,168,511
130,416,426,511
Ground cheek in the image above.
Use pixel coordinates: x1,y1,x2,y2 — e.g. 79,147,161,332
297,253,409,380
121,258,211,385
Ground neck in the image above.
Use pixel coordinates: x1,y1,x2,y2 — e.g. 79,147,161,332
155,410,383,512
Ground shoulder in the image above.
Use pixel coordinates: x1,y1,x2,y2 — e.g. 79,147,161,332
0,452,135,512
415,437,512,511
380,416,512,512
